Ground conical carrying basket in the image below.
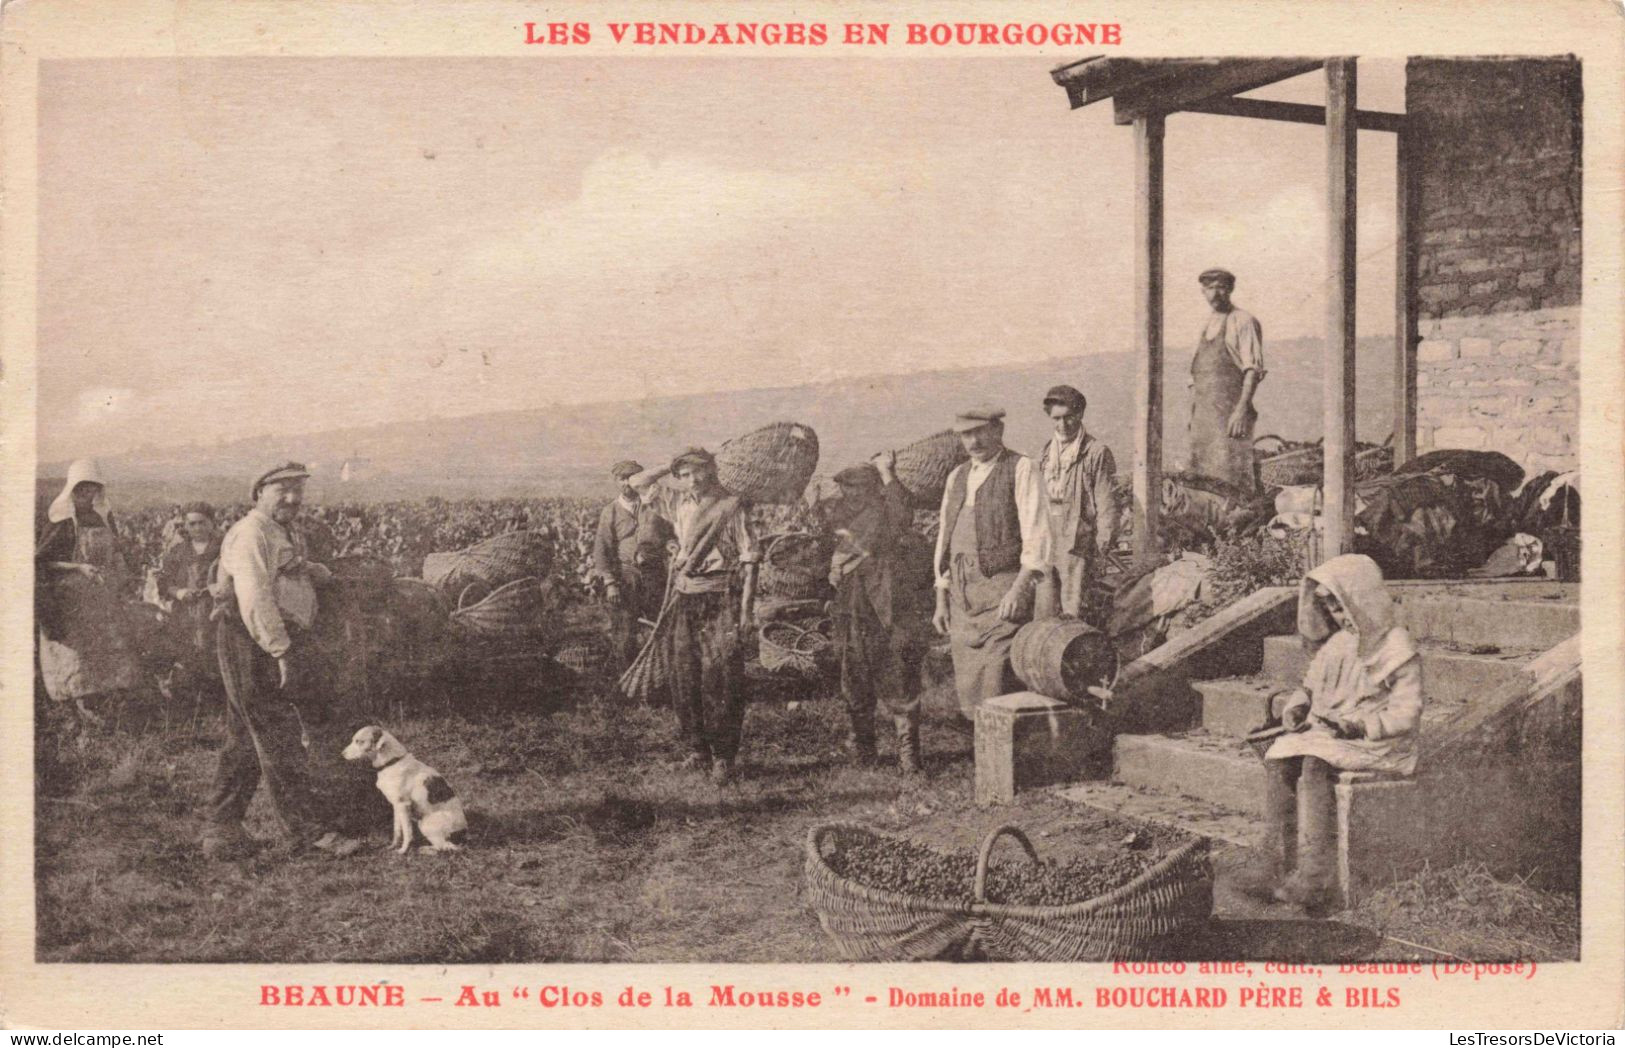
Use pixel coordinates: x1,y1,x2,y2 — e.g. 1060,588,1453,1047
891,430,970,508
423,530,552,595
714,422,820,504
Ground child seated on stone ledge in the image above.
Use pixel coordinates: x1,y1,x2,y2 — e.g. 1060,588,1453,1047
1242,554,1424,914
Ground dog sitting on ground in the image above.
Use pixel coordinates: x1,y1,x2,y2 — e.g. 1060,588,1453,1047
342,726,467,854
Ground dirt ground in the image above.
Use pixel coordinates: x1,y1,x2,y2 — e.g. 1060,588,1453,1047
33,662,1578,964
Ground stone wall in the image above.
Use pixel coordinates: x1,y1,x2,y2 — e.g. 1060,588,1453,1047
1408,57,1581,476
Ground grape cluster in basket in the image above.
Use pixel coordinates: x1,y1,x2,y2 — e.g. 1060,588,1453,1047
827,833,1173,908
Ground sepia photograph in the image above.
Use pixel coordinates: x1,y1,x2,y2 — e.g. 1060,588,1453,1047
4,3,1619,1028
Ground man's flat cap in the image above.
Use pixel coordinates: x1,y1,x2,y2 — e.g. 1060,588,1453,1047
610,460,644,480
251,462,310,501
1042,384,1087,413
952,405,1007,433
1198,267,1237,288
669,446,716,473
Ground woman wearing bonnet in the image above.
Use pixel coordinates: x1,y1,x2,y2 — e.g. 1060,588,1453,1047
35,459,144,724
1246,553,1424,913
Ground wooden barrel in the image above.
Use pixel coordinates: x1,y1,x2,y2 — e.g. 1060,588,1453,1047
1009,619,1117,703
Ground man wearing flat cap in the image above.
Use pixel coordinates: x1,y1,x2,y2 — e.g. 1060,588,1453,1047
204,463,361,860
1036,385,1120,620
1189,268,1266,493
933,407,1053,717
593,460,675,673
632,448,760,785
825,452,934,774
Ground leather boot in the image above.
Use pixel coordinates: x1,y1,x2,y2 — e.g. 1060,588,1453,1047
1274,757,1339,914
1237,758,1298,900
894,715,921,776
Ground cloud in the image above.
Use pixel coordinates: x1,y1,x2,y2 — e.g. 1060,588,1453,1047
463,151,852,284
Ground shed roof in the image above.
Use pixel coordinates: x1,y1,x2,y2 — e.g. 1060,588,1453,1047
1051,57,1325,123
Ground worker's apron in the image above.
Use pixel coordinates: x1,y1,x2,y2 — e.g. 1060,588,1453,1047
1186,321,1258,493
946,498,1024,718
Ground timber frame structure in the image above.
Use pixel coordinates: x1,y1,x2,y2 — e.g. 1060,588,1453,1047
1051,57,1417,567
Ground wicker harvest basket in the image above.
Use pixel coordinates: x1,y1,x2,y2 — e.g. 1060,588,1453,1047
715,422,821,505
758,618,833,677
449,576,550,643
758,532,834,601
1257,437,1394,489
423,530,553,595
892,430,970,508
804,823,1212,962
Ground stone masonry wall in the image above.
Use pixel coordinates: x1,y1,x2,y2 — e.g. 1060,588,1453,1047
1408,57,1581,476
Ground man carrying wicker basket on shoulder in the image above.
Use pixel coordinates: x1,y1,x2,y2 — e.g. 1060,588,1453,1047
933,407,1054,720
825,453,935,775
632,448,760,786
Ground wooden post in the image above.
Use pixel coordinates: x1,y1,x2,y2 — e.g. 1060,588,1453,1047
1133,114,1165,569
1394,123,1420,466
1323,58,1358,560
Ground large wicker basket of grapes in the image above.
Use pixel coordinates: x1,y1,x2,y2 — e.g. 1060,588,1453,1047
803,821,1212,962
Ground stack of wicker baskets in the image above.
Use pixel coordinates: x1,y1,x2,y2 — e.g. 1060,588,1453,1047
715,422,821,504
804,823,1213,962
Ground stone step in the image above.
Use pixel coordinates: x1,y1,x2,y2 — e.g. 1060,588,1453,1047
1057,780,1264,848
1261,635,1539,706
1113,732,1266,815
1194,677,1286,738
1391,591,1578,651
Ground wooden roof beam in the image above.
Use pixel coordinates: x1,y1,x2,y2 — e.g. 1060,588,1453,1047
1111,58,1325,124
1050,57,1219,110
1176,95,1405,134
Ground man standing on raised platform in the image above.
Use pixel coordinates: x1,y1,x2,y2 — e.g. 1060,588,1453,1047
1187,268,1265,494
932,406,1053,719
1035,384,1120,622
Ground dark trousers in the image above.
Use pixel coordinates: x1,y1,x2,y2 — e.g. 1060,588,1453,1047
1263,755,1338,889
207,619,325,841
667,589,747,762
836,588,924,748
609,570,660,672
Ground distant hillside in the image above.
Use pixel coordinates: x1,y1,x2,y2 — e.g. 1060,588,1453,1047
43,336,1400,507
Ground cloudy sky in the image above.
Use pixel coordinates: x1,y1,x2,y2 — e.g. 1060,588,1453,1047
38,56,1404,460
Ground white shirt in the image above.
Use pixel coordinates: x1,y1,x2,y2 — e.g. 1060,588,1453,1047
219,508,318,657
1199,307,1267,379
933,453,1053,588
1044,431,1086,503
646,486,760,595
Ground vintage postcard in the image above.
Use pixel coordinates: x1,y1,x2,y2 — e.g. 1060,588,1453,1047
1,0,1621,1032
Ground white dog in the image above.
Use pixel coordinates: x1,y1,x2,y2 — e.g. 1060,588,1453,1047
342,726,467,853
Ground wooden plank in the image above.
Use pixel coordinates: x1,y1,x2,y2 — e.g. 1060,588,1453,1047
1133,114,1165,570
1113,58,1323,124
1176,96,1405,134
1050,57,1216,110
1323,58,1359,561
1394,125,1421,465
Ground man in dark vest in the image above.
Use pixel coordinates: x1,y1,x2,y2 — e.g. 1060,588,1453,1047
592,460,674,672
932,406,1054,718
